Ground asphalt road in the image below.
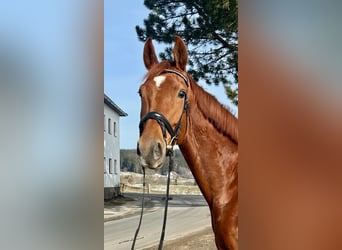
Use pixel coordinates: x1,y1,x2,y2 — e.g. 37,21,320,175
104,194,212,250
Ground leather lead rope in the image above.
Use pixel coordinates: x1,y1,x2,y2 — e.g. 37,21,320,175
158,150,173,250
131,150,174,250
131,167,145,250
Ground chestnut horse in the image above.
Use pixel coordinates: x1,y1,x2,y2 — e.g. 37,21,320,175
137,36,238,250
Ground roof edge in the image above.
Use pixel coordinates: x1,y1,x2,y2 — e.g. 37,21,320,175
104,94,128,116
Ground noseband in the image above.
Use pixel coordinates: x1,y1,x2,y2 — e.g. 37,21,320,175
139,69,189,154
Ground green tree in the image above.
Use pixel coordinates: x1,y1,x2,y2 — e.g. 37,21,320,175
136,0,238,105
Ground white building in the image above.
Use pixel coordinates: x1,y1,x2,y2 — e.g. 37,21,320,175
104,94,127,200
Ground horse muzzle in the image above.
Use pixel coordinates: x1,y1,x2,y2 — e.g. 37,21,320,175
137,139,166,169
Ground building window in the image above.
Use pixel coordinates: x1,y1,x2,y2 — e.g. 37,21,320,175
104,157,106,173
114,159,117,174
114,122,117,137
109,158,113,174
104,114,106,132
108,118,111,134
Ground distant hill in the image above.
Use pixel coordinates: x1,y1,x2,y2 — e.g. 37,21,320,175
120,149,193,178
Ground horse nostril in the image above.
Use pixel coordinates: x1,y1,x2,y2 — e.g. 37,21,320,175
137,142,141,156
153,141,163,159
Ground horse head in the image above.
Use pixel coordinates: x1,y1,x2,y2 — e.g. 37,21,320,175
137,36,190,169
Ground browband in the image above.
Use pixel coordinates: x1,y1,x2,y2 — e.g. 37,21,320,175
162,69,189,87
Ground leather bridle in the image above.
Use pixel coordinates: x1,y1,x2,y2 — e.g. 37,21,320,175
132,69,190,250
138,69,189,155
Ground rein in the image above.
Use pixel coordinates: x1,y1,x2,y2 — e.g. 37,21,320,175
131,151,174,250
131,69,189,249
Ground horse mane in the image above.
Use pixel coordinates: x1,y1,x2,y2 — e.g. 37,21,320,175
189,77,238,145
145,60,238,145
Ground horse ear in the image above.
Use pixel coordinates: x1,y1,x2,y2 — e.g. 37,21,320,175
173,36,188,71
143,38,159,69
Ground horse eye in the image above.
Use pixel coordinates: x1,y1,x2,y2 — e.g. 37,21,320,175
178,90,186,99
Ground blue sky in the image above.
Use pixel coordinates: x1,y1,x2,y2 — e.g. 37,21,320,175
104,1,237,149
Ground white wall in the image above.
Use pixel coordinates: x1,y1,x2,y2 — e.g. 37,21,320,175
104,103,120,188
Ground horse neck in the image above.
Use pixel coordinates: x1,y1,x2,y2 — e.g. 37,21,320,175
179,90,238,205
